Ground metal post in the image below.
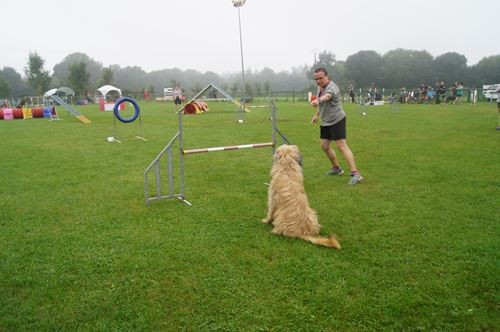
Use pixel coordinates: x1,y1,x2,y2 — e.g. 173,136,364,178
237,6,246,104
271,98,277,154
112,113,121,143
167,147,174,196
155,162,161,198
177,109,186,198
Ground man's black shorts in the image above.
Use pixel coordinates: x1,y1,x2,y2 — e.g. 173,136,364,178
320,117,346,141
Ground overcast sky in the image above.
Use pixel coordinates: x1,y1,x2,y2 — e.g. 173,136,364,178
2,0,499,76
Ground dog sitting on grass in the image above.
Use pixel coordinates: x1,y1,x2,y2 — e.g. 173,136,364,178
262,144,341,249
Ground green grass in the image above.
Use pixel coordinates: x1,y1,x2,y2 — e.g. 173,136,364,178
0,101,499,331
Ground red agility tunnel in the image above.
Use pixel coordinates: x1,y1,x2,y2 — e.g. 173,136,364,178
32,107,44,118
13,108,24,119
183,101,209,115
1,107,56,120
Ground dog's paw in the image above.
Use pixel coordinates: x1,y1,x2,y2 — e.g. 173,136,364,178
262,218,272,224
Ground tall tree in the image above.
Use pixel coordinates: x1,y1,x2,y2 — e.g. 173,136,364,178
68,61,90,97
230,82,239,95
97,67,114,87
0,71,11,98
113,66,147,92
1,67,31,97
263,80,270,92
254,81,262,94
473,55,500,86
432,52,468,84
330,61,350,89
201,71,221,86
191,82,202,94
311,50,336,78
24,52,51,95
52,52,102,90
381,49,433,88
345,50,383,88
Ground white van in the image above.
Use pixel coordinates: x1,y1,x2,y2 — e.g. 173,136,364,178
163,88,175,101
482,84,499,101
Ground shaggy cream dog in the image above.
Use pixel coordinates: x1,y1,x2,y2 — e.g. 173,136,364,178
263,144,341,249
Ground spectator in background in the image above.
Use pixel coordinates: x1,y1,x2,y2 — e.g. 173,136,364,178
426,87,435,103
400,87,406,104
443,82,457,105
347,84,356,103
455,82,464,104
419,84,427,103
174,87,182,105
144,89,151,102
437,82,446,104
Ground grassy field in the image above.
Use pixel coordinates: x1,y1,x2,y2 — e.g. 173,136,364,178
0,100,498,331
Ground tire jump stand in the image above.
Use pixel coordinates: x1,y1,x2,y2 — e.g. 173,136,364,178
107,97,147,143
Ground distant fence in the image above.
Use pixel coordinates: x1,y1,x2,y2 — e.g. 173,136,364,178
4,88,498,107
143,88,497,104
352,88,496,104
147,90,311,103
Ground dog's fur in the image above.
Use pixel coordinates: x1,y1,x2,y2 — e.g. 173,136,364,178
262,145,341,249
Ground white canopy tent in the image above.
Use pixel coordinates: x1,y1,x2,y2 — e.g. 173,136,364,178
43,87,76,97
43,88,58,97
96,85,123,111
96,85,122,100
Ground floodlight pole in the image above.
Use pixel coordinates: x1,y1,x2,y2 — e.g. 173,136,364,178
234,1,246,105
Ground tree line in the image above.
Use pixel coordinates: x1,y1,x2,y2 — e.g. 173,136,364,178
1,49,499,99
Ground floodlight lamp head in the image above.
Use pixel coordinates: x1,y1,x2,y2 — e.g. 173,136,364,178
232,0,246,7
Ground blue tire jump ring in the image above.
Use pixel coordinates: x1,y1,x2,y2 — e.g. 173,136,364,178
114,97,140,123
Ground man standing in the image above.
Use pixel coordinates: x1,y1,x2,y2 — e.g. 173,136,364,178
174,87,182,105
437,81,447,104
310,68,363,185
347,84,356,103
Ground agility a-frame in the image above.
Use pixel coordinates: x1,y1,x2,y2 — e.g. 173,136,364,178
181,83,251,119
144,99,290,206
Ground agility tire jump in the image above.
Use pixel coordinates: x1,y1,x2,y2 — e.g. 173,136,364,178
114,97,140,123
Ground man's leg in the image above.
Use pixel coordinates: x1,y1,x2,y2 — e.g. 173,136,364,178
335,139,357,172
321,139,339,167
336,139,363,184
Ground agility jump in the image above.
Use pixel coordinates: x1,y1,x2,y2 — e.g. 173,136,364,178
183,142,274,155
108,97,147,143
144,98,290,206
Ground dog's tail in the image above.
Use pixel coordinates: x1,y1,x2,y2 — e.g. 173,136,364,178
302,235,341,249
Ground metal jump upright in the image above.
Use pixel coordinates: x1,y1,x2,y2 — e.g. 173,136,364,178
143,99,289,206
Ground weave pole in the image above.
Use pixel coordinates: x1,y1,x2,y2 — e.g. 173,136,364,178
183,142,273,155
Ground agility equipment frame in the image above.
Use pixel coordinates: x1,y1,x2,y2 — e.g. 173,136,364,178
109,97,147,143
143,99,289,206
180,83,251,121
